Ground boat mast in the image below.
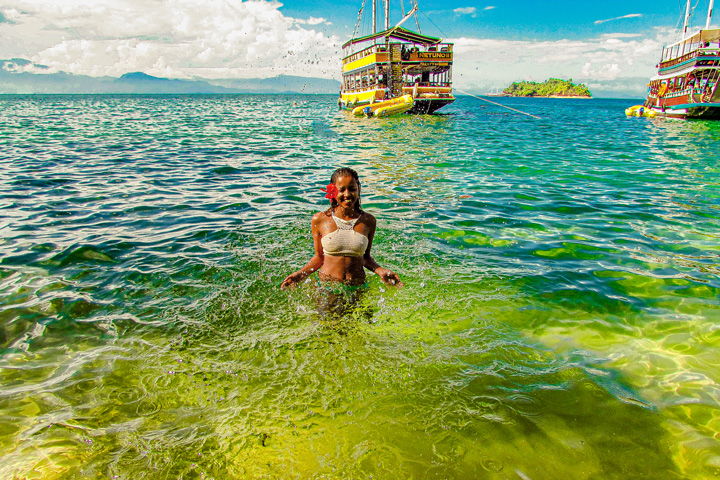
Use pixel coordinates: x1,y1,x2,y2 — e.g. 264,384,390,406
706,0,715,29
384,0,390,30
373,0,376,33
682,0,692,38
414,0,421,32
393,4,418,29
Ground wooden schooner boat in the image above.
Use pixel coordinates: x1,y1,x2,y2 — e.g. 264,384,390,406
339,1,455,115
642,0,720,118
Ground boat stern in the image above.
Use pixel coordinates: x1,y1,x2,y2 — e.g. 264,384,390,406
403,85,455,113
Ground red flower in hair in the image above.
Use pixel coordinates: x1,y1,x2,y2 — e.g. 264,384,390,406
321,183,338,200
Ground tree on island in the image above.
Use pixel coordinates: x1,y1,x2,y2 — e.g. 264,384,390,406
503,78,591,97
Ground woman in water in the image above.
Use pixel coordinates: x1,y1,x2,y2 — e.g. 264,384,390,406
280,167,403,291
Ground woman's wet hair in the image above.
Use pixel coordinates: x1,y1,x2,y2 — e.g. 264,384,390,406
326,167,363,215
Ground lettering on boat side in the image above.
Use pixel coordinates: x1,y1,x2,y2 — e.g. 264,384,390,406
418,52,452,59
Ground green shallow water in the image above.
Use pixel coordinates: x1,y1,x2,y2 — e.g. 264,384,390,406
1,94,720,479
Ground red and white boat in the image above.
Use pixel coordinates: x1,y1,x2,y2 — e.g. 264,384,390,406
644,0,720,118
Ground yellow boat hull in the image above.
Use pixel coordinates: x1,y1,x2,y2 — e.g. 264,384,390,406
340,89,386,108
352,95,414,117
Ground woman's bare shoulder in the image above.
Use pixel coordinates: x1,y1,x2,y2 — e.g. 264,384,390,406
361,211,377,225
311,211,331,225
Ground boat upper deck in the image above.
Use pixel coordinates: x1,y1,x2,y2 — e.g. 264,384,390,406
659,29,720,72
342,42,453,73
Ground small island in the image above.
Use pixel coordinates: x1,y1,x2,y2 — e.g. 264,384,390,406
502,78,592,98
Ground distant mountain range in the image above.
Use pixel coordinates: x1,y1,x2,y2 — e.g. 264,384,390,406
0,59,341,94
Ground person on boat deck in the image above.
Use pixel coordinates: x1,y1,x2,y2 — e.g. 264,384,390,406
280,167,403,290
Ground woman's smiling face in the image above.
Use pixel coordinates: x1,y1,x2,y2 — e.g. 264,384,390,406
334,175,360,210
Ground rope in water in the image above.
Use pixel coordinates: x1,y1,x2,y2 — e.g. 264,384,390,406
455,88,542,119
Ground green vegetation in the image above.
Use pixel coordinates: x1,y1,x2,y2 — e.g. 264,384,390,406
503,78,591,97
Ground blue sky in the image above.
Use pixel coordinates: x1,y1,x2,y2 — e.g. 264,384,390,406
0,0,715,96
281,0,691,39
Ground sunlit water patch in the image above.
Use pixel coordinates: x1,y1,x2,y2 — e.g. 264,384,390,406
1,94,719,478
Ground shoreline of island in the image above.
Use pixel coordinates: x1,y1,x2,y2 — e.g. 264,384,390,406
494,78,592,99
485,94,592,99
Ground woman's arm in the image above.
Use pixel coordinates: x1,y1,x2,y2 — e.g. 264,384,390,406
281,213,325,289
363,214,404,287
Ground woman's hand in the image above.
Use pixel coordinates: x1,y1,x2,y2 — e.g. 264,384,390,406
374,267,404,288
281,271,306,290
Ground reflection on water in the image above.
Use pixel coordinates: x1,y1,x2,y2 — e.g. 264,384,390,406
0,94,719,478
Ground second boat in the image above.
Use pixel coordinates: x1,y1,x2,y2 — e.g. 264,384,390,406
643,0,720,119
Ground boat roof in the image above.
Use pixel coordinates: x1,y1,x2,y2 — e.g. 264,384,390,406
342,26,442,49
667,28,720,48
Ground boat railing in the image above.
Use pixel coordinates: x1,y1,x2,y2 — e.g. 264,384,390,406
402,85,453,97
342,45,378,65
660,50,699,68
343,42,454,65
660,47,720,69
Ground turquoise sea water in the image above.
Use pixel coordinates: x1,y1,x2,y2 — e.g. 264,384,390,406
1,94,719,479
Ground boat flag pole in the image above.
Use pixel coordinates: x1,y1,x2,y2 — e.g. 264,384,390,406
373,0,376,34
706,0,715,29
455,89,542,119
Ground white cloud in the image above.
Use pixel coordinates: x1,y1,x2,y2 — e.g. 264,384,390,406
594,14,642,25
598,33,643,39
451,27,676,96
0,0,341,79
581,62,621,80
454,7,477,15
484,6,495,10
0,0,684,97
0,10,14,24
296,16,329,26
2,58,53,73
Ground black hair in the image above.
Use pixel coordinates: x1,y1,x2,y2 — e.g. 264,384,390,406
325,167,363,215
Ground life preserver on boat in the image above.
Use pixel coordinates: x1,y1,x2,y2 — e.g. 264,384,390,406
658,83,668,97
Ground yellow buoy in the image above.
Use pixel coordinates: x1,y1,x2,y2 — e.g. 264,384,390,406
625,105,656,118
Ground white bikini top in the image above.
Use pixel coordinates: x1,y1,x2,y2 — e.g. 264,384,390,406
321,215,368,257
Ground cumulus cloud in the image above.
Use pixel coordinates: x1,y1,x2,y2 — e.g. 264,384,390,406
594,14,642,25
581,62,621,80
0,0,341,79
0,0,681,96
297,16,330,26
451,28,675,96
484,6,495,10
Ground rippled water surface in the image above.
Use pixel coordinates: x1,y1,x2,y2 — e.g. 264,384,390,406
1,94,720,479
